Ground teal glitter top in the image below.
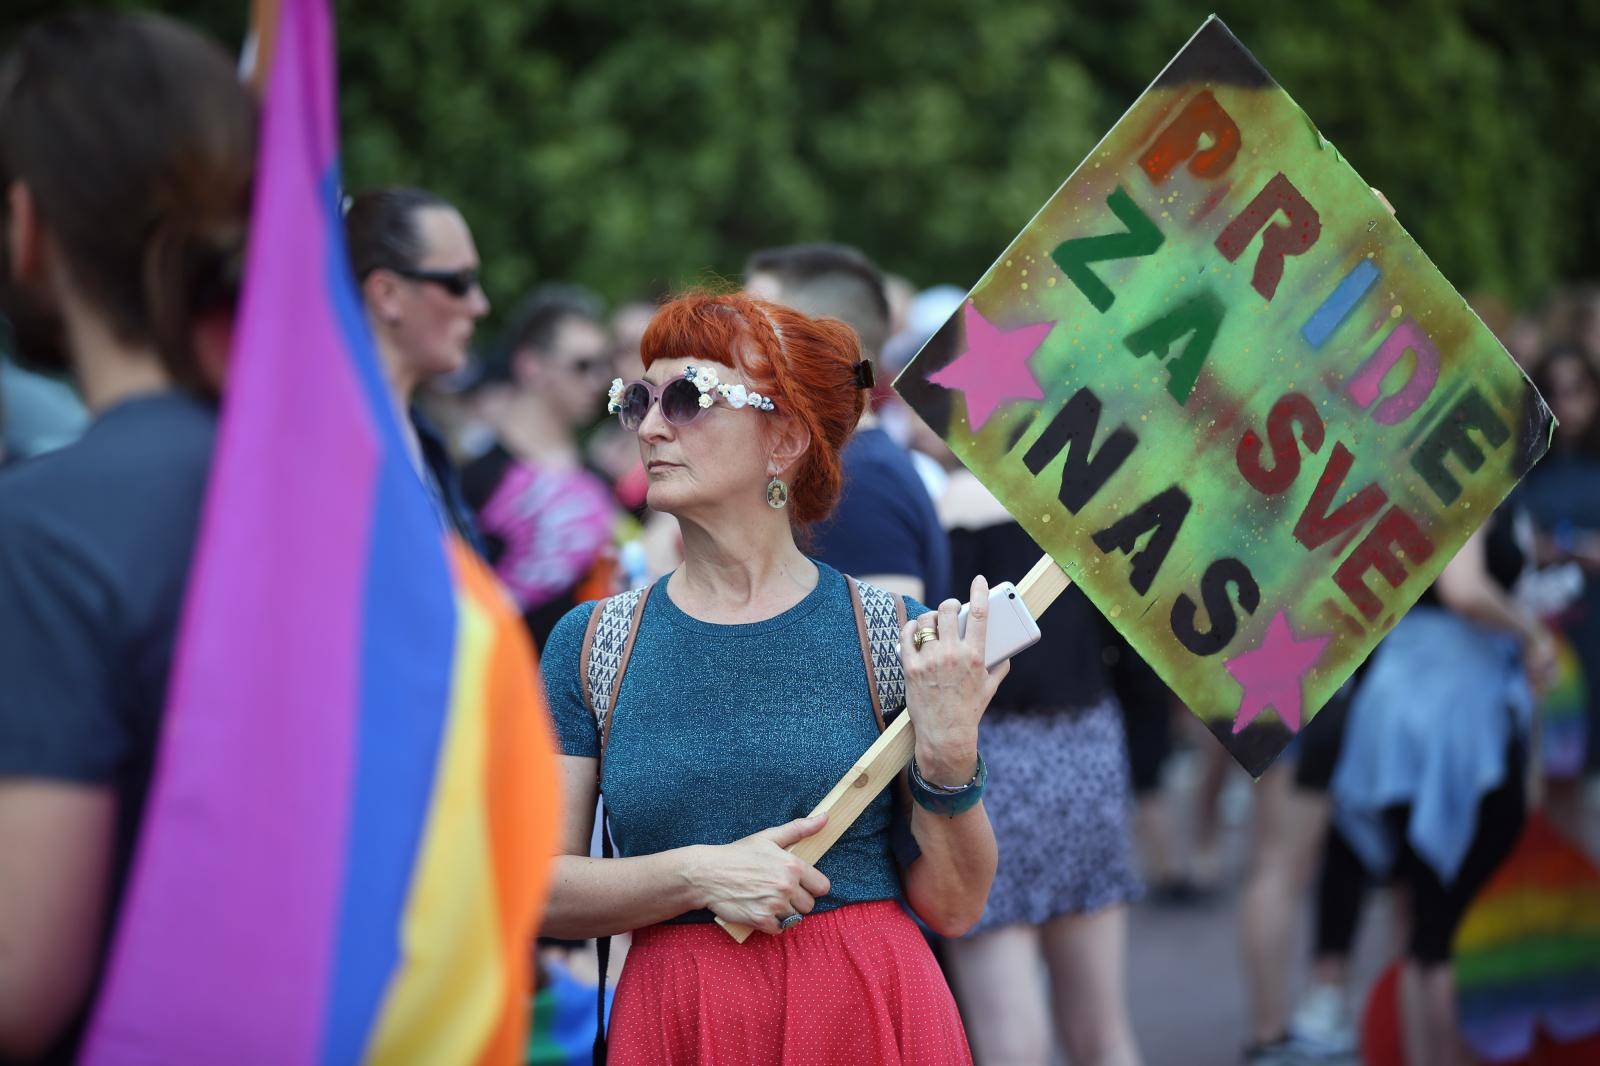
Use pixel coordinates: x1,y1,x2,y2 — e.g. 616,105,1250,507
542,562,925,923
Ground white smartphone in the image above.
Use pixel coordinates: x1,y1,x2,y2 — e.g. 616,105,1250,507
955,581,1041,669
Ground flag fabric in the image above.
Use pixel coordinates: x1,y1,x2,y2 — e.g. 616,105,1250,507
1453,812,1600,1062
1537,633,1589,781
81,0,560,1061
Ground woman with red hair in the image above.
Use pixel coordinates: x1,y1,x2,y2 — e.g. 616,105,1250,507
540,291,1006,1062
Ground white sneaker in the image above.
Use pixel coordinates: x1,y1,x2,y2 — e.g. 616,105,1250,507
1287,984,1357,1057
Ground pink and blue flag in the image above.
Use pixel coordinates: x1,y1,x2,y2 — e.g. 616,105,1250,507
80,0,561,1061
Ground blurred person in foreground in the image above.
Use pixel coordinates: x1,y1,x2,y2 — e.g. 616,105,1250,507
460,284,621,649
345,186,488,549
0,13,253,1060
746,242,949,605
540,292,1004,1062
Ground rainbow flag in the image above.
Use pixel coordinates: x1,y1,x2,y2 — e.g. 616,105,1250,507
1453,813,1600,1062
80,0,560,1061
1539,632,1589,781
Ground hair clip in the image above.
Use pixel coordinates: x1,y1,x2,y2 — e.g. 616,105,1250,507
853,360,875,389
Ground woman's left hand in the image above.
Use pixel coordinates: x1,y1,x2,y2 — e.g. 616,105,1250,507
901,574,1010,787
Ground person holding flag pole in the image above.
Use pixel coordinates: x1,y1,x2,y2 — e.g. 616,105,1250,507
1,1,561,1062
0,13,257,1060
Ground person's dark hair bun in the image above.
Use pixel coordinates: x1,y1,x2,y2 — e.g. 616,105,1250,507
0,12,256,395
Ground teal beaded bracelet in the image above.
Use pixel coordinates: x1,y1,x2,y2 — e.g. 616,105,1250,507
908,752,988,817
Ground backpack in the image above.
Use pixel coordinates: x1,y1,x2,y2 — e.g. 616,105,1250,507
576,576,909,1063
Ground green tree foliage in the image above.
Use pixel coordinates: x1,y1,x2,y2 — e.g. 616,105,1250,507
8,0,1595,311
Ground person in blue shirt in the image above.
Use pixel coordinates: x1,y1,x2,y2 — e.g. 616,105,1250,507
747,242,950,605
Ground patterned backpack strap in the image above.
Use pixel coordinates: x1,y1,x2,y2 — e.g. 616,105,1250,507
578,586,652,1066
848,577,909,731
578,584,654,763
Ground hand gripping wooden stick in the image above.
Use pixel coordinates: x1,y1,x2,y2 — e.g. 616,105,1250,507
717,555,1072,942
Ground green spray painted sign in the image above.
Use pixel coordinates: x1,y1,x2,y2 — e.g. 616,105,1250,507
896,16,1553,775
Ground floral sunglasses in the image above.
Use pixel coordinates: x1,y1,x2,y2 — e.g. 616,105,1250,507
607,364,775,431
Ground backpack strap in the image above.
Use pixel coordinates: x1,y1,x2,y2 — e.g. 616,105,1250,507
576,585,651,1066
849,578,920,874
579,584,653,763
848,577,909,729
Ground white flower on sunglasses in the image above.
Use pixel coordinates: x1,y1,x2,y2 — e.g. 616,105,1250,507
605,364,777,427
683,365,775,412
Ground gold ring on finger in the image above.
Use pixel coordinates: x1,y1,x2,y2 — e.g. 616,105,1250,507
912,626,939,651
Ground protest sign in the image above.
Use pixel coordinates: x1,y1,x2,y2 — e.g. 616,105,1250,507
895,15,1553,775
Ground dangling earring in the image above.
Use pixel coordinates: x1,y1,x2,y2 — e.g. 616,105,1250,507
766,475,789,509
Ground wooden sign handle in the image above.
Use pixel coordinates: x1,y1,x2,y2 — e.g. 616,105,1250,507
717,555,1072,942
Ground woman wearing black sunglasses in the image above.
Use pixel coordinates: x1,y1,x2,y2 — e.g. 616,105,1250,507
345,186,488,547
539,291,1006,1063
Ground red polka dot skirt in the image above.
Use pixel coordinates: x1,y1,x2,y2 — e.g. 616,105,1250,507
607,900,973,1065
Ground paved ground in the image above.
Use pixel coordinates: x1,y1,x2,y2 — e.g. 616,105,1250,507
1121,759,1600,1066
1126,880,1394,1065
1121,757,1395,1066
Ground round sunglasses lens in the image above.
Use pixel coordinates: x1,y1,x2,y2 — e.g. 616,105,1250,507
661,378,705,426
620,383,652,430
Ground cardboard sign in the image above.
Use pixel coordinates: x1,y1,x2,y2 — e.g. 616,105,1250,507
894,16,1553,775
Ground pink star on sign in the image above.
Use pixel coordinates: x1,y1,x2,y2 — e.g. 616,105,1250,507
1224,610,1331,735
927,301,1054,432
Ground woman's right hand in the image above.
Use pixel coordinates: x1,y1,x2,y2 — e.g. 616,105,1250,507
685,814,832,934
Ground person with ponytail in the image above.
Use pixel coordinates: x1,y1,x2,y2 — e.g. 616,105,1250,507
539,292,1004,1062
0,13,254,1062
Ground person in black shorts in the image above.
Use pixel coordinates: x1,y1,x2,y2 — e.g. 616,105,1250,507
1332,506,1550,1066
746,243,950,606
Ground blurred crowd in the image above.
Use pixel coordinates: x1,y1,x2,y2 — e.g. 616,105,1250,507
8,177,1598,1064
2,12,1598,1066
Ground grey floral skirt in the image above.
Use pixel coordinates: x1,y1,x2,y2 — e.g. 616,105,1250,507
967,694,1143,935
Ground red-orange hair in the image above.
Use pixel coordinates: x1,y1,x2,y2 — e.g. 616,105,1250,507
641,292,868,526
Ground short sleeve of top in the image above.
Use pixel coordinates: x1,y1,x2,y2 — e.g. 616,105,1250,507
0,513,121,779
0,392,213,787
542,601,601,759
811,428,951,605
